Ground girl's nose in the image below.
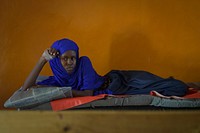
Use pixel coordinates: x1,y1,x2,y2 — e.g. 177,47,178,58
67,58,73,64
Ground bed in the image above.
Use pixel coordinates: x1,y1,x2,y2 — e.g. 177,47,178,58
4,76,200,111
17,92,200,111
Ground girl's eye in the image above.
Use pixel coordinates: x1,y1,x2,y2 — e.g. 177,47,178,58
61,57,76,61
71,57,76,60
60,57,67,61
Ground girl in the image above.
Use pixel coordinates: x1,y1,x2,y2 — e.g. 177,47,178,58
22,38,188,97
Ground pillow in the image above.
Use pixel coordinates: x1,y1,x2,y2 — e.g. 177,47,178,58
4,86,72,108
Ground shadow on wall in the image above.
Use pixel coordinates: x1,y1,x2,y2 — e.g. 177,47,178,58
109,30,157,71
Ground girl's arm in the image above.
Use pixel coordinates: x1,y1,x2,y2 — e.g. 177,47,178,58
21,57,47,91
21,48,59,91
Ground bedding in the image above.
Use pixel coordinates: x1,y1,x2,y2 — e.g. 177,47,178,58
5,76,200,111
19,90,200,111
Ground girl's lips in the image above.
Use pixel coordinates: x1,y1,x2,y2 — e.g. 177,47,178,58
65,67,74,74
65,67,74,71
66,67,73,69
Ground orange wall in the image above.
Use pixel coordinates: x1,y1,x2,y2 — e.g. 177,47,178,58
1,0,200,109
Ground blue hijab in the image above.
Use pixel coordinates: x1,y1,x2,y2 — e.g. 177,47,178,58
37,38,105,92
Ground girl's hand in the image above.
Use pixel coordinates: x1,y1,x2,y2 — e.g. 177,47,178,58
42,48,59,61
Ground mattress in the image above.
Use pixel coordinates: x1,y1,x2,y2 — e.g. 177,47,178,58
19,94,200,111
13,76,200,111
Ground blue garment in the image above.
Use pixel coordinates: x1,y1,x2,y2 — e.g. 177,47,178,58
105,70,188,96
37,38,106,93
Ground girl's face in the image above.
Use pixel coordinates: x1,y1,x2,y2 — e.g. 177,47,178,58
60,50,77,74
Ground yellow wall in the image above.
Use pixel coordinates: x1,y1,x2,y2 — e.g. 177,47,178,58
1,0,200,109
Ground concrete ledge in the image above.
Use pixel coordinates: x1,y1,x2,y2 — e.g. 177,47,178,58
0,111,200,133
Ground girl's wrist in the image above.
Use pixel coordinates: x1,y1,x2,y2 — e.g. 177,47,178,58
39,57,48,64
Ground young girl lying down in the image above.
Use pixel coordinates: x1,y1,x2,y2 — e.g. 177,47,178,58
21,38,188,97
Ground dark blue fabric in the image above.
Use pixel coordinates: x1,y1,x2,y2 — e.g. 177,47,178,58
37,38,105,92
105,70,188,96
